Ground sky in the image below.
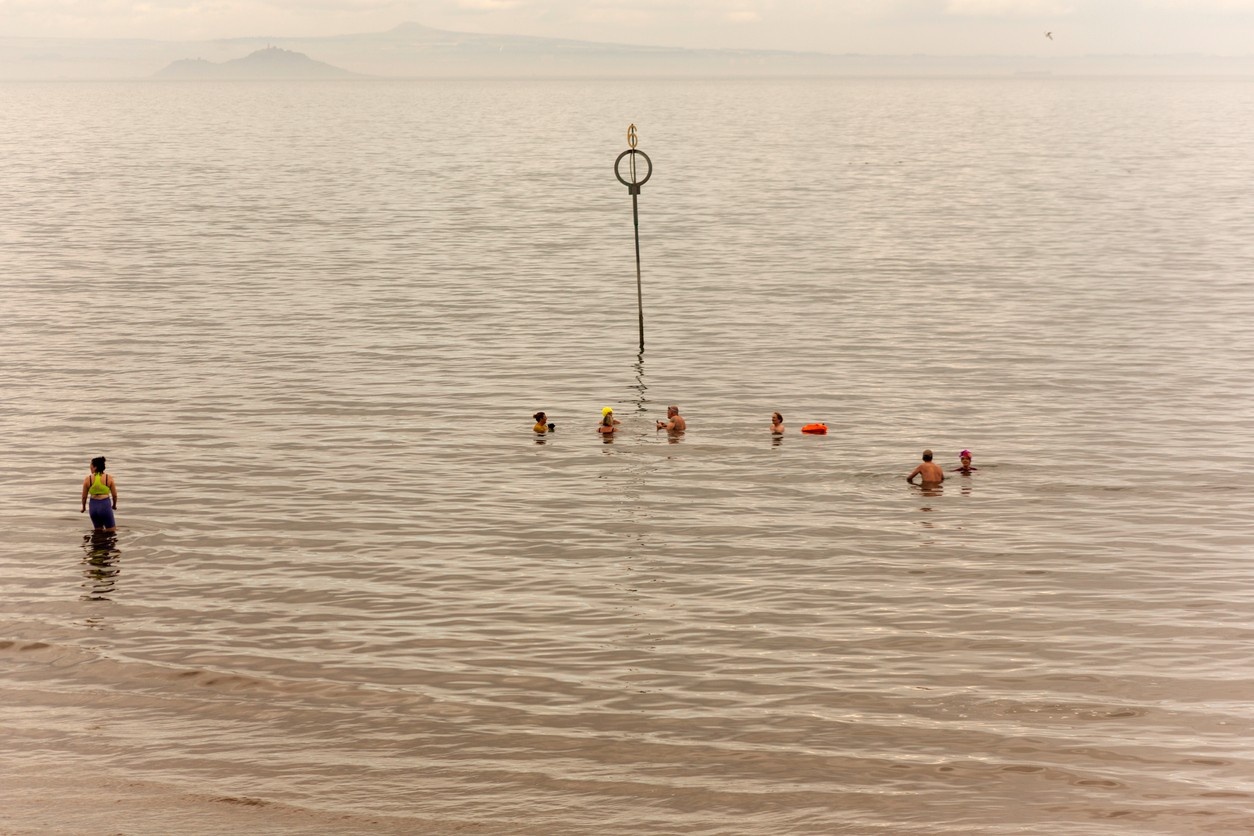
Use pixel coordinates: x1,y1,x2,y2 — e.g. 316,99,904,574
4,0,1254,55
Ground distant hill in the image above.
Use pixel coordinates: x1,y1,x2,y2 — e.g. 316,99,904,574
1,23,1252,80
156,46,359,79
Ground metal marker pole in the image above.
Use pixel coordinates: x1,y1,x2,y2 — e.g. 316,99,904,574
615,125,652,353
633,188,643,351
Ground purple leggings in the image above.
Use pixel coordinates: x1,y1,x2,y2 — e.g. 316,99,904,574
88,497,115,529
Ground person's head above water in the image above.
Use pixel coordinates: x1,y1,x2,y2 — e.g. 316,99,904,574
534,411,546,423
772,412,783,424
91,456,107,473
959,449,972,462
922,450,933,462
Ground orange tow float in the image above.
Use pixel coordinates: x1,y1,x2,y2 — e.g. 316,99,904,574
801,423,828,434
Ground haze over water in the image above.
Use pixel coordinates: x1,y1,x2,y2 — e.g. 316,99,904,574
3,77,1254,833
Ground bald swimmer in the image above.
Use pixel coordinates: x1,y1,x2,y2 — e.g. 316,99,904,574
906,449,945,487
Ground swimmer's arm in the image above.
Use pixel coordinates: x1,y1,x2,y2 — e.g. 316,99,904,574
109,476,118,508
906,466,921,484
81,477,89,511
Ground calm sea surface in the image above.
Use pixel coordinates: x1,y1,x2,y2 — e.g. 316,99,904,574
3,77,1254,834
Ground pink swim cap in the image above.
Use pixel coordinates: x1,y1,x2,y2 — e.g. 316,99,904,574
959,450,972,459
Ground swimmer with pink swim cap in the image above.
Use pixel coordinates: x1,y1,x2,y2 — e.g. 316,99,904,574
951,449,979,474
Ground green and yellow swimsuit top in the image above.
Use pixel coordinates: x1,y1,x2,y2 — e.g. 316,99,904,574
88,472,111,498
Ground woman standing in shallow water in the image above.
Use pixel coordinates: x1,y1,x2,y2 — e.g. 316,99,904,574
81,456,118,532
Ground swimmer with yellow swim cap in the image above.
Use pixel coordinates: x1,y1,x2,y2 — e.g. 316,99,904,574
598,406,620,434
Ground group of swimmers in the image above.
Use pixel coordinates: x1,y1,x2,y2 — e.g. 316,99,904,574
907,449,978,486
534,405,690,436
78,424,975,534
531,408,979,486
534,405,689,436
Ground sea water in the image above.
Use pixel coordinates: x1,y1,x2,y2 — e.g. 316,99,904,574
2,77,1254,833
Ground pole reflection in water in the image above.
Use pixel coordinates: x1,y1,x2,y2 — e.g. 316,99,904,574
80,532,121,602
630,350,648,414
601,353,651,448
608,353,659,619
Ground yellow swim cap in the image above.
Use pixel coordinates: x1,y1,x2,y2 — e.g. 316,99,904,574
602,406,613,415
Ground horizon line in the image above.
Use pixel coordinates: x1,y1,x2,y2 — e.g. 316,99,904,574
3,24,1253,61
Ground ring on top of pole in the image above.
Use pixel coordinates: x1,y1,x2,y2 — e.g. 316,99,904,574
615,133,652,196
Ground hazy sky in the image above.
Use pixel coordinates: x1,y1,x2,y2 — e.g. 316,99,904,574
6,0,1254,55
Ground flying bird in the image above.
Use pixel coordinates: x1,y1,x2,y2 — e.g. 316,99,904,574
1045,31,1053,40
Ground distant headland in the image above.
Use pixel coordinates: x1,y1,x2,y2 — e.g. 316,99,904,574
1,22,1252,80
157,46,360,79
